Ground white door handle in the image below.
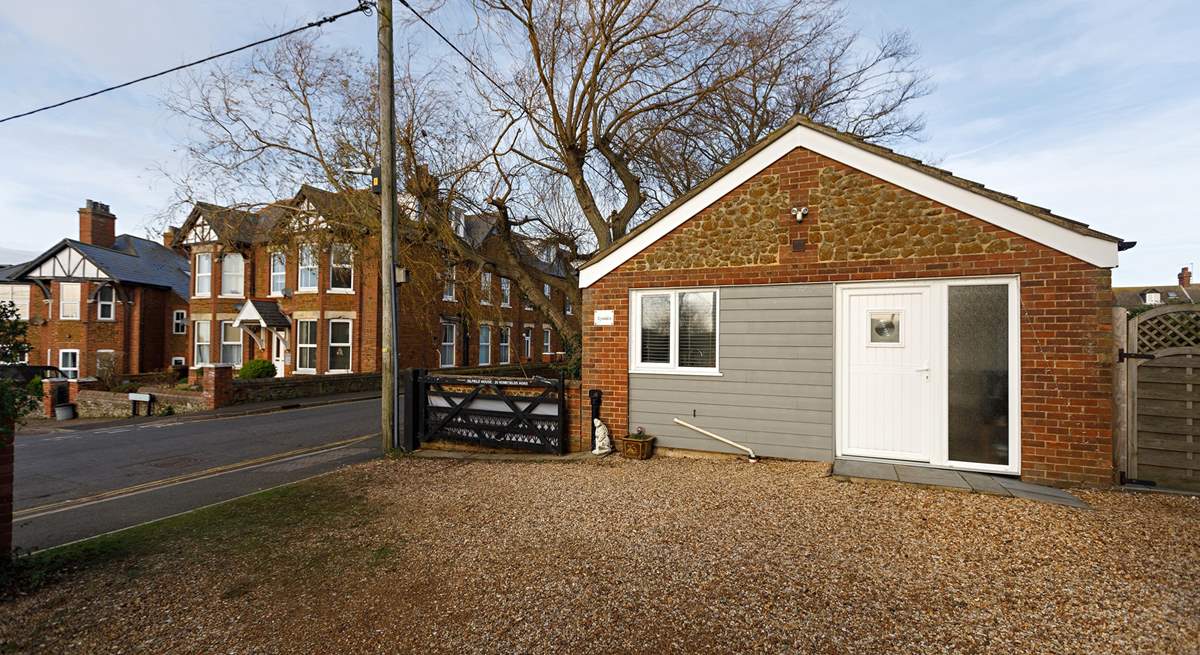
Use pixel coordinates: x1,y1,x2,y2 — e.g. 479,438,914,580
915,366,930,372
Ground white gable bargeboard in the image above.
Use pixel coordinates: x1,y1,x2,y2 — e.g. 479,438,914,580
579,122,1120,288
29,246,109,279
183,217,215,244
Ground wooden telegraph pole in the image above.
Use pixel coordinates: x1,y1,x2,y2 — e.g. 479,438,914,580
377,0,400,453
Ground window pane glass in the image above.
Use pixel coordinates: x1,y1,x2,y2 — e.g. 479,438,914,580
221,254,243,295
329,345,350,370
678,291,716,368
299,321,318,346
947,284,1010,466
330,321,351,344
639,294,670,364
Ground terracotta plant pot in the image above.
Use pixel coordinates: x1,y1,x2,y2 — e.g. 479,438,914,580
620,435,655,460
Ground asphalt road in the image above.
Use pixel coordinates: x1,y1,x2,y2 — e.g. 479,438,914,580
14,398,382,551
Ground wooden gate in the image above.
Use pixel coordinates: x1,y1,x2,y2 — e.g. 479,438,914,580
1116,304,1200,490
406,371,568,454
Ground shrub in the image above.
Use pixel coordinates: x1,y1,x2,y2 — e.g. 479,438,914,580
238,359,276,380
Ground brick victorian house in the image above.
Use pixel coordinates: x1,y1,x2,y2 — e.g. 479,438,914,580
171,185,576,377
0,200,190,378
579,116,1127,488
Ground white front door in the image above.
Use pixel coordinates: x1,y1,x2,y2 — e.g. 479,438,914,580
271,333,286,377
838,284,934,461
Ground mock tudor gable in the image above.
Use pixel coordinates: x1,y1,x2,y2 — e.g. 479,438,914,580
580,116,1125,489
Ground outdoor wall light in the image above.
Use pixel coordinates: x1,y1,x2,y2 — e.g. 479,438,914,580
791,206,809,222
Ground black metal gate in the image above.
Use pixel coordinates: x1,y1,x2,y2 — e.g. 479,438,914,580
404,370,567,454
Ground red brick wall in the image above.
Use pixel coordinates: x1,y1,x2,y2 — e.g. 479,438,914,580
582,146,1114,487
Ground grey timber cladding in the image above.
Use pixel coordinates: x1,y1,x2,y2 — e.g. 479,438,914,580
628,283,835,460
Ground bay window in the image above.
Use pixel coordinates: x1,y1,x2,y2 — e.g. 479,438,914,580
630,289,719,374
194,253,211,297
220,253,244,297
328,320,352,371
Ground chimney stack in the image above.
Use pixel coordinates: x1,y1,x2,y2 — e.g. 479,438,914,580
1180,266,1192,287
78,199,116,249
162,226,179,248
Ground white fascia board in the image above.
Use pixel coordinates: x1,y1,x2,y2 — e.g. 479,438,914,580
231,302,265,328
579,123,1119,288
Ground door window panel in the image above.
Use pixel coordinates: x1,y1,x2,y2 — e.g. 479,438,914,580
947,284,1010,466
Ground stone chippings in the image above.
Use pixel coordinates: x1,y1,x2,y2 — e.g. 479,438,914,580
632,175,789,272
3,457,1198,654
810,166,1026,262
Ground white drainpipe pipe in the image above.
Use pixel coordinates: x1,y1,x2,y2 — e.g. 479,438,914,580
672,418,758,462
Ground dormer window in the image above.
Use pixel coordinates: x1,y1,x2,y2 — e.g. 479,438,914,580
1145,291,1162,305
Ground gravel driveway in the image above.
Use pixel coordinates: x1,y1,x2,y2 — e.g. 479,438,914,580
2,456,1197,654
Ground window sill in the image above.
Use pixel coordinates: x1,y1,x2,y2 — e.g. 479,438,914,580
218,295,245,299
629,368,723,377
326,370,352,375
269,292,285,298
326,289,354,295
295,368,317,375
191,295,211,300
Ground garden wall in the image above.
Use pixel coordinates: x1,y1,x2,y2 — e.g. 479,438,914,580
230,372,380,405
74,388,207,418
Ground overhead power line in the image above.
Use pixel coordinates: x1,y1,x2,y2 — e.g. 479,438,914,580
0,2,374,125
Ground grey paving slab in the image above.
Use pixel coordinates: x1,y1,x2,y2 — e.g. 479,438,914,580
895,465,972,490
959,472,1013,496
832,459,897,481
1007,487,1091,509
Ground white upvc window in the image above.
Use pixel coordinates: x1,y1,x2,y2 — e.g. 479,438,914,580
97,285,115,321
194,320,211,364
173,310,188,334
479,325,492,365
220,321,243,366
480,271,493,305
270,251,287,295
59,349,79,379
220,253,244,297
297,320,318,372
543,283,552,301
439,322,456,368
630,288,719,375
59,282,80,320
1145,291,1162,305
328,319,352,372
330,244,353,291
500,278,512,307
523,327,532,359
499,326,511,364
298,244,318,291
565,296,573,315
442,266,456,301
542,327,553,355
194,253,211,297
0,285,30,320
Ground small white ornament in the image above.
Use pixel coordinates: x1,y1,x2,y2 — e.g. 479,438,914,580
591,418,613,455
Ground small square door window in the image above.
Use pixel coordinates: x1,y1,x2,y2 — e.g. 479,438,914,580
869,311,901,345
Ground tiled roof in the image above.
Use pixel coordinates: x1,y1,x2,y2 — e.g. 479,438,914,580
1114,285,1199,309
244,299,291,330
1,235,190,299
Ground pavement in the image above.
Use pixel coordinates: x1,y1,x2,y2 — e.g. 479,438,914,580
13,395,384,551
832,458,1090,508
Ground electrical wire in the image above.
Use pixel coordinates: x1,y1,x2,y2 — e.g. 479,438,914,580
0,2,374,125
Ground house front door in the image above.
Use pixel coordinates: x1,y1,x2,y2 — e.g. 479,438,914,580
838,283,935,461
271,333,286,377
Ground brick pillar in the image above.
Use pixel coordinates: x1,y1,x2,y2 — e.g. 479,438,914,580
187,366,204,387
1,417,12,556
42,378,68,418
201,365,234,409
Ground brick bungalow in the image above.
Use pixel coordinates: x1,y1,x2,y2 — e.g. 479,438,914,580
579,116,1128,488
0,200,190,378
171,185,576,377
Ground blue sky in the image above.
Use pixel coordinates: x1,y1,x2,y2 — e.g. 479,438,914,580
1,0,1197,285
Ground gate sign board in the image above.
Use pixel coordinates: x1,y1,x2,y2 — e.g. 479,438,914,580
594,309,614,326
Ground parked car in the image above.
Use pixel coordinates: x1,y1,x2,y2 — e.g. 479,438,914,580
0,364,66,384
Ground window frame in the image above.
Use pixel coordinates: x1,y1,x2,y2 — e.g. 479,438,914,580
1145,291,1162,305
327,319,353,373
442,265,456,301
173,310,188,334
479,324,492,366
220,320,243,367
329,244,354,292
500,278,512,307
542,327,553,355
296,319,318,373
480,271,493,305
298,244,319,292
59,349,80,379
629,288,721,376
194,253,212,297
0,285,30,320
59,282,81,320
498,326,511,364
565,296,573,315
523,327,532,359
439,322,456,368
219,253,244,298
270,251,287,296
97,285,115,321
194,320,211,364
